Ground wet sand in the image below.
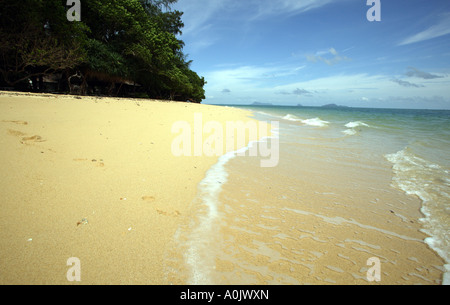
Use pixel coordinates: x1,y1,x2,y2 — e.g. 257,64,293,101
205,139,445,284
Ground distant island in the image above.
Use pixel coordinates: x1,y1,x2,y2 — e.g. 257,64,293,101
242,102,350,108
321,104,349,109
251,102,273,106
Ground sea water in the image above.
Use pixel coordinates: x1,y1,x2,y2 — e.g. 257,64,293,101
247,105,450,283
169,105,450,285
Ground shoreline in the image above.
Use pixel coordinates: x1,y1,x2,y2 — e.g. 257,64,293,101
166,120,278,284
0,92,445,285
184,107,446,285
0,91,257,284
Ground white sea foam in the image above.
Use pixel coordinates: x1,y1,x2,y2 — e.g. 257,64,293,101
185,149,234,284
385,148,450,284
342,121,370,136
342,129,357,136
345,121,369,128
302,117,329,127
185,125,279,284
282,114,302,122
282,114,329,127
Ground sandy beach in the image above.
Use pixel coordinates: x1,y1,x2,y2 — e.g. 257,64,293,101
0,92,446,285
2,0,449,289
0,91,255,284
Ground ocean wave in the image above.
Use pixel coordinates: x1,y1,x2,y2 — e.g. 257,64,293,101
302,117,329,127
385,148,450,284
345,121,370,128
282,114,302,122
255,110,278,117
342,129,357,136
282,114,329,127
342,121,370,136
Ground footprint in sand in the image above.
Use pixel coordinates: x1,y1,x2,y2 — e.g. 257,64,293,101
6,129,45,144
7,129,27,137
2,120,28,125
156,209,181,217
141,196,181,217
142,196,156,202
73,158,105,167
21,135,45,143
91,159,105,167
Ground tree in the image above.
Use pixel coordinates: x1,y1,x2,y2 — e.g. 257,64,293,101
0,0,87,88
0,0,206,102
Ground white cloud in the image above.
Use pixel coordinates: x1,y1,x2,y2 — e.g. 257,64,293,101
173,0,226,36
405,67,444,79
175,0,352,42
391,79,425,88
306,48,351,66
204,64,306,92
245,0,355,20
188,37,217,53
398,13,450,45
203,68,450,108
274,74,387,91
250,0,335,19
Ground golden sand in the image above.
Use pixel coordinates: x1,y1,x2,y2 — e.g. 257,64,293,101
211,141,445,285
0,91,254,284
1,92,444,285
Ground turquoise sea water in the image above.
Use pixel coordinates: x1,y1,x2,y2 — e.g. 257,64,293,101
169,104,450,284
235,105,450,283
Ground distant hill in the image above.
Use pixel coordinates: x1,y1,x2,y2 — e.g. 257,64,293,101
321,103,349,109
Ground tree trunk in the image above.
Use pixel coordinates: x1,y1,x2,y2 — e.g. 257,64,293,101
108,82,115,96
116,82,124,96
81,75,88,95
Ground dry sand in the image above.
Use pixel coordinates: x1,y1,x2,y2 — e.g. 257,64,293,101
0,91,255,284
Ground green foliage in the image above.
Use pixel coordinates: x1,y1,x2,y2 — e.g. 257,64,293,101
85,39,129,78
0,0,88,86
0,0,205,102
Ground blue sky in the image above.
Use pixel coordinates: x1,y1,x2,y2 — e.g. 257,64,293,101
173,0,450,109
